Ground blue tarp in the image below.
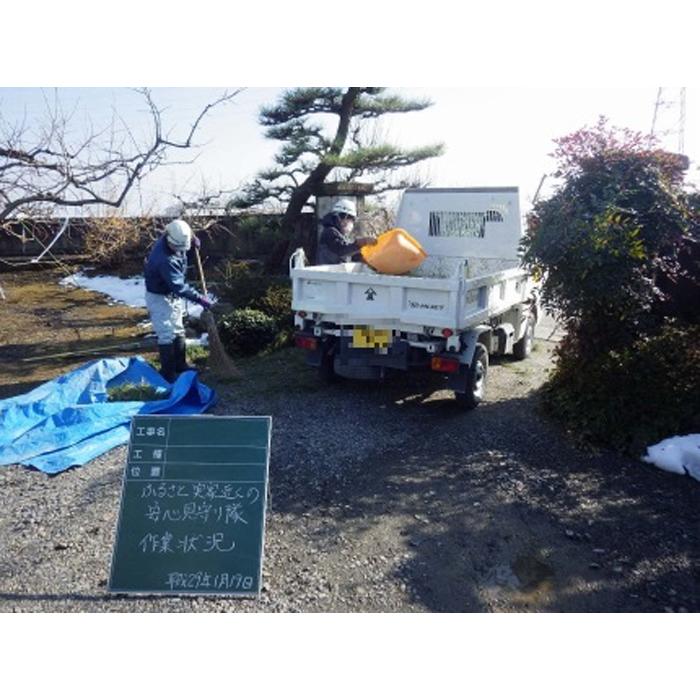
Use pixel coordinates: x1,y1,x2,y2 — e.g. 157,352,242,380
0,356,216,474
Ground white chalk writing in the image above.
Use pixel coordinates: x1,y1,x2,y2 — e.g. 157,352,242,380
134,425,167,439
139,482,260,504
140,483,190,499
144,500,249,526
138,531,174,554
138,531,236,555
165,571,254,591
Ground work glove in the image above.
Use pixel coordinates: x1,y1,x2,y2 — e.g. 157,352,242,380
192,236,201,250
198,295,213,310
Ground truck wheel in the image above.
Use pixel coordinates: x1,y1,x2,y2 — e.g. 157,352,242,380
455,344,488,409
513,315,535,360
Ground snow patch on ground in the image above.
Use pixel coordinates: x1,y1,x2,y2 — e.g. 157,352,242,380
60,273,146,308
60,273,204,318
59,272,211,346
642,434,700,482
186,333,209,347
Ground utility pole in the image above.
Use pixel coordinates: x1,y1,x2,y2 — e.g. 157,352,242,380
651,88,687,154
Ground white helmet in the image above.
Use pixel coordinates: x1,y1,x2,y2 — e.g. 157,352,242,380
165,219,193,251
331,198,357,218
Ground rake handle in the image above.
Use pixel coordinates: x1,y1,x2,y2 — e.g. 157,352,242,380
194,246,208,298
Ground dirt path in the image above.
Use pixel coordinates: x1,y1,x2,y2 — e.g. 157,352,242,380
232,341,699,613
0,271,698,612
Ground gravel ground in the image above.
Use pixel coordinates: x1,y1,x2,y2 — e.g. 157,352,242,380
1,322,699,613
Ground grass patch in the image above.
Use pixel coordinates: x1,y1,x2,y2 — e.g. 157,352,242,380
216,347,321,397
107,381,166,402
149,343,210,373
186,344,210,366
0,270,151,399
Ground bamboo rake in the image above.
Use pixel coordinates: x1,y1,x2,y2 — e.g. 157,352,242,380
194,247,240,378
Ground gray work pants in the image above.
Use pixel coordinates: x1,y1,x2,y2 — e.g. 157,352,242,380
145,291,185,343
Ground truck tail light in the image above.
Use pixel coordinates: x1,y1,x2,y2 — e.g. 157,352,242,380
431,356,460,373
441,328,454,338
294,335,318,351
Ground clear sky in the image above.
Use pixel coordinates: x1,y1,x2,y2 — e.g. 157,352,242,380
1,86,697,217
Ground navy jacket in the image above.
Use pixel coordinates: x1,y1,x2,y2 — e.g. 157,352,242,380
317,213,362,265
144,236,202,304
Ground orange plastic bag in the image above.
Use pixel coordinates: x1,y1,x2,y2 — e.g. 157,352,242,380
360,228,427,275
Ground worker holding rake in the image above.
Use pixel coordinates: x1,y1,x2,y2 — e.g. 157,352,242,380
144,219,212,382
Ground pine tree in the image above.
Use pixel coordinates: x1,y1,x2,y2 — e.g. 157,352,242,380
231,87,444,267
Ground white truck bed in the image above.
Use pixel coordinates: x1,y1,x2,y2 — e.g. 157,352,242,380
291,254,533,336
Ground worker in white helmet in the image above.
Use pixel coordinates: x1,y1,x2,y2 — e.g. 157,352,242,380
317,199,375,265
144,219,212,382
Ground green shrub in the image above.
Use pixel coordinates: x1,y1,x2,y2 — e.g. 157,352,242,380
254,285,294,349
215,260,293,353
520,119,700,455
233,215,286,261
542,324,700,454
217,308,279,357
253,284,293,328
216,260,270,308
522,120,699,354
216,260,291,311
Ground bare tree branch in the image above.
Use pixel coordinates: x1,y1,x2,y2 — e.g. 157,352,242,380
0,88,244,221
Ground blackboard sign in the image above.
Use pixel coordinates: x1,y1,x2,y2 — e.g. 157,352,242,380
109,415,271,596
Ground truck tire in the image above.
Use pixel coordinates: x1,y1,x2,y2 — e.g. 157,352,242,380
455,343,488,409
513,315,535,360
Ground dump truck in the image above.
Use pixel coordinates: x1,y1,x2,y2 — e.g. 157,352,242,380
290,187,538,408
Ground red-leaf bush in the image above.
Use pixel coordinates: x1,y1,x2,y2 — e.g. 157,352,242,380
521,118,700,452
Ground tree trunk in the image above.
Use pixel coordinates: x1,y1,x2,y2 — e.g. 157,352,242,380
265,88,362,272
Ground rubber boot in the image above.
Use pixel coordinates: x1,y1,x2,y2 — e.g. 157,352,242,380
173,335,196,373
157,343,177,383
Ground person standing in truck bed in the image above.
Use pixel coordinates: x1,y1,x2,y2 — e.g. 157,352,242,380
317,199,375,265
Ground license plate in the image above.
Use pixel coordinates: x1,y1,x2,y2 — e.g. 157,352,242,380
351,326,392,349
